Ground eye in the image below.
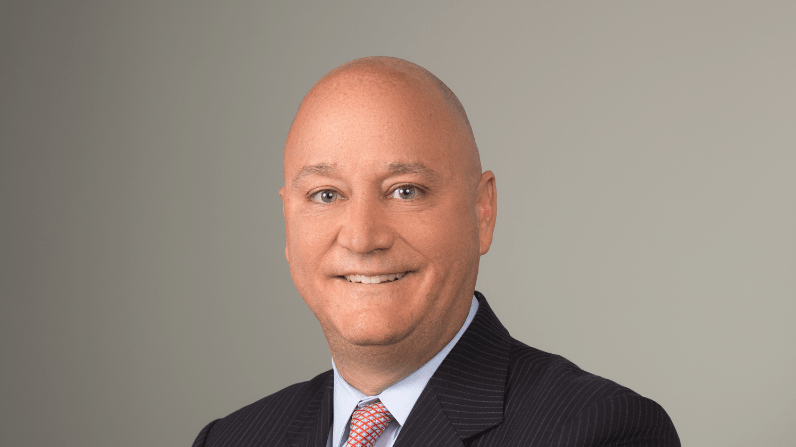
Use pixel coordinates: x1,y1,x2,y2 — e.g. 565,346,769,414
311,190,340,204
390,185,418,200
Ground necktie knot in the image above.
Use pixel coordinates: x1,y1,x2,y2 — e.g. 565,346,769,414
344,400,394,447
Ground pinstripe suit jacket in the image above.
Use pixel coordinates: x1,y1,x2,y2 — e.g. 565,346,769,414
193,292,680,447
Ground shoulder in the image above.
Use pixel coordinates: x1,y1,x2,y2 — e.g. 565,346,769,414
501,341,679,446
191,370,333,447
506,340,631,406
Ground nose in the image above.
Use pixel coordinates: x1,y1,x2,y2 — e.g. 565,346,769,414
337,195,395,254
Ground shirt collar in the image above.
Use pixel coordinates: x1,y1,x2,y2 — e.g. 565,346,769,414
331,295,479,447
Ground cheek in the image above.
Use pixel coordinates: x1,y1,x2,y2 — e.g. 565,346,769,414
407,204,478,265
286,215,329,275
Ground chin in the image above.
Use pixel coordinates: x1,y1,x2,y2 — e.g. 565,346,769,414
336,318,414,347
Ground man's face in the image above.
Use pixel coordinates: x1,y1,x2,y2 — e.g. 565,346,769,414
280,74,495,353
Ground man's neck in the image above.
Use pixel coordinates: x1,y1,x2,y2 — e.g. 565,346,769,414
328,296,478,396
331,335,446,396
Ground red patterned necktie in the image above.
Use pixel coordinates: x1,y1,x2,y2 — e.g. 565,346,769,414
344,400,394,447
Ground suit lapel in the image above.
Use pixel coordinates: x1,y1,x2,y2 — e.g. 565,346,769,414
395,292,512,446
286,372,334,447
392,382,464,447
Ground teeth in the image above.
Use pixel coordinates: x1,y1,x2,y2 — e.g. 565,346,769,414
345,272,407,284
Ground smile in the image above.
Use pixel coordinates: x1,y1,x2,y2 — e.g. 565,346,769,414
342,272,410,284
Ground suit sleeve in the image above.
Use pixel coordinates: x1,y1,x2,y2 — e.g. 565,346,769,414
552,392,680,447
191,419,219,447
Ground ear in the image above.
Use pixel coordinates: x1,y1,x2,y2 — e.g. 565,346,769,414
475,171,497,255
279,186,290,263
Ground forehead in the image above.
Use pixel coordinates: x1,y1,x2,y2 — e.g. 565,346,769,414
284,74,464,182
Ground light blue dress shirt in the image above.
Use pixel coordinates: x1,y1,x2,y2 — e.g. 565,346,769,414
328,296,479,447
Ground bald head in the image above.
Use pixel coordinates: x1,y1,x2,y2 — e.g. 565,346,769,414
321,56,473,130
285,56,481,188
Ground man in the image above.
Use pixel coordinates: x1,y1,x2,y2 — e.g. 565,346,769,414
192,56,680,447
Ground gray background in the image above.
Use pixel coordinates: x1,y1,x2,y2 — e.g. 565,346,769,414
2,1,794,446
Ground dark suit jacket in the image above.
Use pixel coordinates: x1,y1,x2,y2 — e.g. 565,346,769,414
193,292,680,446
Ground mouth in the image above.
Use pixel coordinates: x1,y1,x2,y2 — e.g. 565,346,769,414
338,271,412,284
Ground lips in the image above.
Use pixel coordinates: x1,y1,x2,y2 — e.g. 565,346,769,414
343,272,409,284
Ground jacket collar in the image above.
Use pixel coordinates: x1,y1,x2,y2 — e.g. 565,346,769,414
285,371,334,447
394,291,511,446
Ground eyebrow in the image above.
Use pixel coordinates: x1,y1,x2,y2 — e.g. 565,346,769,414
291,161,441,188
292,162,338,188
385,162,441,183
